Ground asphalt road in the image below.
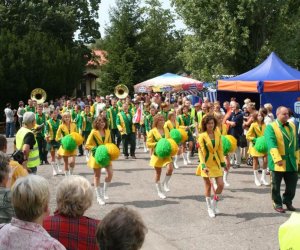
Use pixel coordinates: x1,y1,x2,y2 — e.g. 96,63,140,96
6,138,300,250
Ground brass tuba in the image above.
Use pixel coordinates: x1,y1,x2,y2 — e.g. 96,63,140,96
114,84,129,99
31,88,47,104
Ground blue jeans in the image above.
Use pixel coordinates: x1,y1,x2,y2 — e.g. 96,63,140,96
5,122,14,137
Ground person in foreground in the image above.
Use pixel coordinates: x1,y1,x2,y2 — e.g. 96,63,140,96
0,152,15,223
264,106,299,213
0,175,65,249
43,175,99,250
196,115,225,218
96,206,147,250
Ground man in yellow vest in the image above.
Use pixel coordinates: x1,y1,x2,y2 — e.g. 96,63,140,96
15,112,40,174
264,106,299,213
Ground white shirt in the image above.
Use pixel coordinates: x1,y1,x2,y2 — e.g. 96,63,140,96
4,108,14,123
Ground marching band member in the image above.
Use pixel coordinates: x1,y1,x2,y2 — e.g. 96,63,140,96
264,106,299,213
215,112,231,186
177,105,194,165
55,112,78,176
164,112,180,169
117,103,136,159
147,114,173,199
72,104,83,156
45,110,62,176
140,103,149,152
79,105,93,161
107,98,121,148
197,115,225,218
86,116,113,205
35,104,48,164
246,110,269,186
159,102,169,121
25,99,36,113
145,106,156,135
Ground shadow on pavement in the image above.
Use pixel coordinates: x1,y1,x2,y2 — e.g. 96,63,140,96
230,170,253,175
230,187,270,194
114,168,152,172
109,199,179,208
219,211,289,222
168,195,205,202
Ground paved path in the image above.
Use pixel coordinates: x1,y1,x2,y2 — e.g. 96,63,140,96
7,138,300,250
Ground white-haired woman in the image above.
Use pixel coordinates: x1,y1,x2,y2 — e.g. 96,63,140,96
55,112,77,176
0,175,65,249
43,175,99,250
15,111,40,174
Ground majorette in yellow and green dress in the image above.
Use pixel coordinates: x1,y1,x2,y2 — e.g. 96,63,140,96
246,122,266,157
85,129,112,168
196,130,226,177
147,127,172,167
55,123,78,157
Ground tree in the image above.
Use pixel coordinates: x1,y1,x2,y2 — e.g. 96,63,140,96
98,0,143,95
97,0,183,95
171,0,300,80
0,0,101,111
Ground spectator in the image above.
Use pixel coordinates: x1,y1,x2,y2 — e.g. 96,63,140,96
15,111,40,174
4,103,15,138
0,152,15,223
0,175,65,249
264,103,274,123
43,175,99,250
226,101,244,168
0,135,28,187
17,101,25,129
96,206,147,250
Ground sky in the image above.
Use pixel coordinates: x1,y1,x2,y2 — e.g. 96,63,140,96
98,0,186,37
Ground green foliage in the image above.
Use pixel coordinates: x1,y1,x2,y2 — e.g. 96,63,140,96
171,0,300,80
61,135,77,151
170,129,182,144
0,0,101,113
95,145,110,167
96,0,183,95
155,138,172,158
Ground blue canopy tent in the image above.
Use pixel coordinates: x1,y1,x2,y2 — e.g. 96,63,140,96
217,52,300,115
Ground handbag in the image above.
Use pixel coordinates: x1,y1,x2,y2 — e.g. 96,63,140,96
11,150,25,164
238,134,248,148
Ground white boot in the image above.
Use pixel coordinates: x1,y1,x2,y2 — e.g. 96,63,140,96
56,158,63,173
223,171,230,187
211,197,220,214
136,139,140,149
173,155,179,169
69,167,74,175
182,153,188,165
84,149,89,162
155,183,166,199
103,182,110,200
95,187,105,205
51,162,58,176
260,169,269,186
162,175,171,192
143,142,148,152
206,197,215,218
64,169,70,176
187,151,192,164
254,170,261,186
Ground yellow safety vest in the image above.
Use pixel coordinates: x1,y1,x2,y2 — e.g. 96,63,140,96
16,127,40,168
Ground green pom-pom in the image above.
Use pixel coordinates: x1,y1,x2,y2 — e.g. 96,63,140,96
170,129,182,144
254,136,268,153
155,138,172,158
95,145,110,167
221,135,231,155
61,135,77,151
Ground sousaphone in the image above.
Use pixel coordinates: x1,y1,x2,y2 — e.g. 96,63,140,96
114,84,129,99
31,88,47,104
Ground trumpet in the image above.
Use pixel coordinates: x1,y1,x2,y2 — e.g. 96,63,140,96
114,84,129,99
31,88,47,104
